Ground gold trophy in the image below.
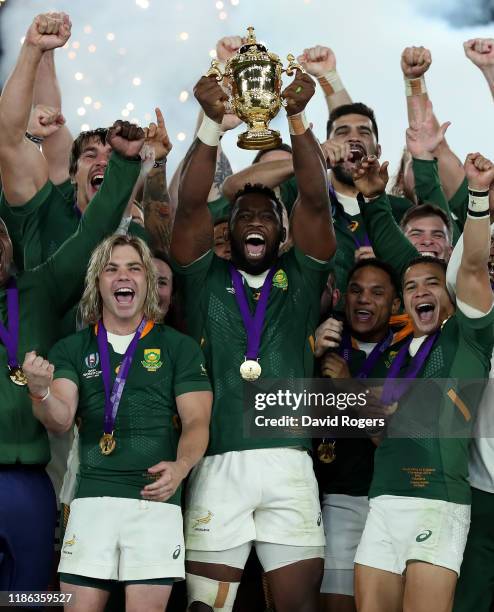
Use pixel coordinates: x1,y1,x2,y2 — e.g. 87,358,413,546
206,26,303,150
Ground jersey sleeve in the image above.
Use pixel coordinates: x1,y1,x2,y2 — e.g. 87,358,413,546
448,177,468,232
291,246,333,297
455,303,494,363
49,336,80,387
359,192,418,281
173,334,212,397
208,195,231,224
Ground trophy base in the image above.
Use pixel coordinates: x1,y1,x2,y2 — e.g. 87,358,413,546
237,129,282,151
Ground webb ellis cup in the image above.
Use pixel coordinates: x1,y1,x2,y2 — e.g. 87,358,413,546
206,26,303,150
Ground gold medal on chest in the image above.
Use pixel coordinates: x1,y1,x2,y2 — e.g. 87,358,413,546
99,433,116,455
8,366,28,386
240,359,262,381
317,441,336,464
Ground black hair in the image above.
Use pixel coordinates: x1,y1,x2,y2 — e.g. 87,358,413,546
402,255,448,285
252,143,293,164
69,128,108,177
230,183,284,225
326,102,379,141
347,258,401,297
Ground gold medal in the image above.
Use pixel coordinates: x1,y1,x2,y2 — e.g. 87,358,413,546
8,366,28,386
240,359,262,381
99,433,116,455
317,441,336,464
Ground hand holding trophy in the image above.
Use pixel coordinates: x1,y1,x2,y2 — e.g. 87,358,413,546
205,26,305,150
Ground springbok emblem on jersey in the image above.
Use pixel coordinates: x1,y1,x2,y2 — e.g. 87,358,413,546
193,511,213,529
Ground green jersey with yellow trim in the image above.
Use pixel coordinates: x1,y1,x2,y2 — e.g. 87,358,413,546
173,247,331,455
49,323,211,504
370,308,494,504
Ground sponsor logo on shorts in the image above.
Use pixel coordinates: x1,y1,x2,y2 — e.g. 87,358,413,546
141,349,163,372
173,545,181,560
63,534,76,555
415,529,432,543
193,510,213,531
317,512,322,527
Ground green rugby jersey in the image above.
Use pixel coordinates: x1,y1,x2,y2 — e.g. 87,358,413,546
49,323,211,503
318,332,408,497
370,307,494,504
173,247,331,455
0,179,148,271
0,153,141,464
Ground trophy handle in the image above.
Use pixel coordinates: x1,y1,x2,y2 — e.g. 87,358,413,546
205,60,225,82
283,53,305,77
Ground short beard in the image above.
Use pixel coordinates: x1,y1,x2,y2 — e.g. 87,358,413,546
332,164,355,187
230,237,280,275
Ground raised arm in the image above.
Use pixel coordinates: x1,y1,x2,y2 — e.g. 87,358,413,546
456,153,494,313
284,70,335,260
0,13,71,206
401,46,465,201
32,49,73,185
464,38,494,102
170,75,227,265
222,158,294,202
353,156,418,280
297,45,352,115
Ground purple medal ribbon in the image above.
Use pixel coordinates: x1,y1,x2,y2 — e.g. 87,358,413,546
380,331,439,404
340,329,394,379
0,278,21,370
229,265,276,361
97,317,147,435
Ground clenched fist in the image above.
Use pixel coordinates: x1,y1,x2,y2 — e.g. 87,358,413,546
106,120,145,159
464,38,494,69
25,12,72,52
27,105,65,140
297,45,336,77
352,155,389,199
23,351,54,398
282,69,315,117
464,153,494,192
401,46,432,79
194,75,228,124
315,317,343,358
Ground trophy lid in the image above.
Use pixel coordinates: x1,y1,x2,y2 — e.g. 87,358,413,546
239,26,267,54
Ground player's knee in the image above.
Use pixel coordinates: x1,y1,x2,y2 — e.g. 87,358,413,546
186,573,240,611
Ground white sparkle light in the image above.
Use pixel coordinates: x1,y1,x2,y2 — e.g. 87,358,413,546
144,112,152,121
77,107,86,116
88,44,97,53
136,0,150,7
106,33,115,41
179,32,189,41
81,123,90,131
72,41,80,49
130,118,140,124
121,109,130,117
126,103,135,111
231,0,239,4
74,72,84,81
93,101,102,110
177,132,186,141
219,11,227,19
216,1,224,8
68,51,77,60
132,77,142,86
209,49,217,58
179,90,189,102
83,96,93,105
83,25,92,34
19,36,25,44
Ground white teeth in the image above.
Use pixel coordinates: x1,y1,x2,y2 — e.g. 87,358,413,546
114,287,134,294
246,233,264,241
357,310,371,315
420,251,436,257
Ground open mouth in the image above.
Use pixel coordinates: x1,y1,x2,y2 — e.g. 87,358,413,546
348,144,366,163
415,302,436,324
354,308,373,323
418,249,438,258
90,174,105,192
114,287,135,305
244,233,266,259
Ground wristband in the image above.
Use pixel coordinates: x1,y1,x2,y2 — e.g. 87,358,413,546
197,115,223,147
288,111,309,136
29,387,50,403
153,157,167,168
316,70,344,97
467,186,490,218
404,76,427,96
25,132,44,145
